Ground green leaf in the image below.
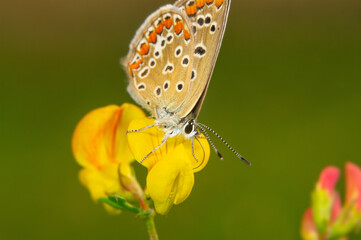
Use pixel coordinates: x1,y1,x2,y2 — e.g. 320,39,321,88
98,196,126,210
98,195,152,216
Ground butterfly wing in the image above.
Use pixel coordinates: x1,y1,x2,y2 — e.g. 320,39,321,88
123,5,195,116
174,0,231,118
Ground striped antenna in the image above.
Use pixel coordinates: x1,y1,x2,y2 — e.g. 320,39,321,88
197,124,224,160
197,122,251,166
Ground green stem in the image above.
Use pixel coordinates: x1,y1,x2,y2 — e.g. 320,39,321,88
145,214,159,240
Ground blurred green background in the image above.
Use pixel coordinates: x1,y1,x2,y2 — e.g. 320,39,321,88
1,0,361,239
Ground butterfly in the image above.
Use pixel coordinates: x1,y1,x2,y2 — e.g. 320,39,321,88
123,0,250,165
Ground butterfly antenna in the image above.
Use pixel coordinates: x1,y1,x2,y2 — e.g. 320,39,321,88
197,123,251,166
197,124,224,160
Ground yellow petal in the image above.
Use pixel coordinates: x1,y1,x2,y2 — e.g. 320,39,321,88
72,104,145,169
114,103,146,165
118,163,144,200
182,134,210,173
127,117,210,172
146,144,194,215
127,118,173,169
79,163,125,201
79,163,130,214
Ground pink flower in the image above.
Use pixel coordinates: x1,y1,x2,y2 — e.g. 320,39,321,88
301,209,319,240
345,162,361,211
318,167,340,195
301,162,361,240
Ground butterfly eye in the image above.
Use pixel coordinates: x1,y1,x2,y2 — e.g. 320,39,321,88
184,122,194,135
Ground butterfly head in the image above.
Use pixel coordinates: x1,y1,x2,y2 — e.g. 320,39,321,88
155,108,198,139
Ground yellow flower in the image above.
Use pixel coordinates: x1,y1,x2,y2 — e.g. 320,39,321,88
72,104,145,212
127,118,210,214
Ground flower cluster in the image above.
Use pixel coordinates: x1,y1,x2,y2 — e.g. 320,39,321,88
301,162,361,240
72,104,210,215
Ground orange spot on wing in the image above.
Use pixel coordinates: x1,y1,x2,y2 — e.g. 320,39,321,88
186,5,197,16
174,21,184,35
147,31,157,43
196,0,205,8
184,29,191,41
206,0,214,4
129,59,143,77
215,0,224,7
155,23,163,34
163,18,172,29
138,43,150,55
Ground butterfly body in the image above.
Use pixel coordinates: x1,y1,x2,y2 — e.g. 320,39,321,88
123,0,230,136
123,0,250,165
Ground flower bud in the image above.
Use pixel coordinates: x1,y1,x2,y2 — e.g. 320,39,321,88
311,166,340,234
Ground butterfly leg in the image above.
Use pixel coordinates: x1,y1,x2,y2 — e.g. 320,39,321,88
126,123,159,134
140,134,169,163
191,138,199,162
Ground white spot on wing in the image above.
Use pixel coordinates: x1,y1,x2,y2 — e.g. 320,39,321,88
139,67,150,78
196,15,205,28
166,33,174,44
155,86,162,97
191,69,197,81
132,53,141,64
210,22,217,34
163,80,170,91
163,13,172,20
192,23,197,36
137,83,146,91
149,58,156,68
194,43,207,58
176,81,184,92
163,62,174,74
154,18,162,27
204,14,212,26
154,50,161,59
137,39,147,52
181,55,190,67
175,46,183,57
146,26,155,39
173,14,182,23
